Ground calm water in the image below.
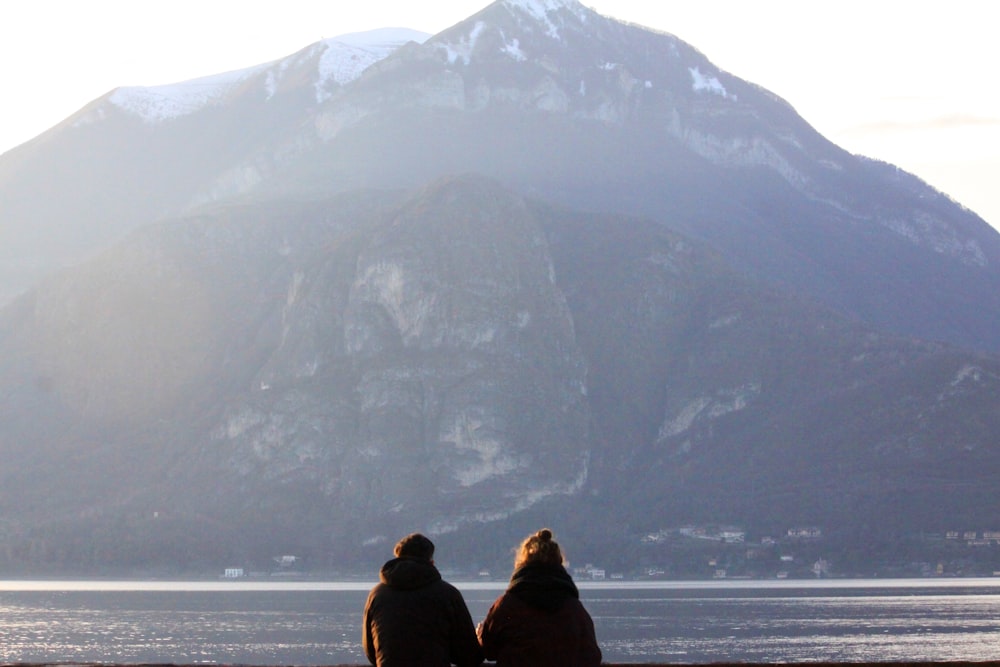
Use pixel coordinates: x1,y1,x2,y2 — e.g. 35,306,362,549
2,578,1000,664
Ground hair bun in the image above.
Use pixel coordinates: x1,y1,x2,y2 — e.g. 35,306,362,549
516,528,563,568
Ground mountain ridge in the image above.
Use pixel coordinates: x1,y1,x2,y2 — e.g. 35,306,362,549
0,2,998,574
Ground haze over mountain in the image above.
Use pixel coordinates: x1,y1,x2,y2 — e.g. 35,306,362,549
0,0,997,574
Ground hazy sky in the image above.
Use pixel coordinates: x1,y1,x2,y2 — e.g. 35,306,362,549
3,0,997,230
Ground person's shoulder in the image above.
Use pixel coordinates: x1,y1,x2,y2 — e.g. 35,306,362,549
366,581,391,600
433,578,476,606
436,578,465,595
487,589,526,611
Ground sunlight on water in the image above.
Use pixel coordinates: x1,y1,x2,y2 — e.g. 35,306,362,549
582,582,1000,663
1,579,999,663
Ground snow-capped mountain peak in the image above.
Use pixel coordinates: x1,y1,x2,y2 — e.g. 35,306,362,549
313,28,430,102
431,0,597,67
332,26,430,50
108,65,266,123
107,27,429,123
500,0,591,38
502,0,588,31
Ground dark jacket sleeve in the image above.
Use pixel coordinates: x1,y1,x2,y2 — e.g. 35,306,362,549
448,583,485,667
577,601,603,667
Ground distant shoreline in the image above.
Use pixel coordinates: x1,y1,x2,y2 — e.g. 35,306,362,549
2,575,1000,592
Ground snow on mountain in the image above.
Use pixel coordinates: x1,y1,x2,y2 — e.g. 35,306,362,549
333,26,430,50
502,0,588,38
689,67,735,100
108,27,429,122
430,0,601,77
109,66,267,123
440,21,489,66
315,28,430,102
433,0,590,63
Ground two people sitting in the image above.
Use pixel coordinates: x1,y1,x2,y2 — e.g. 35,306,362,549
363,528,602,667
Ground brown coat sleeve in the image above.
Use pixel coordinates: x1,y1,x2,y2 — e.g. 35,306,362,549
362,586,379,665
477,593,507,661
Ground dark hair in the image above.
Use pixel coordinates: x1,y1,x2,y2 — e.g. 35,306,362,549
394,533,435,561
515,528,564,568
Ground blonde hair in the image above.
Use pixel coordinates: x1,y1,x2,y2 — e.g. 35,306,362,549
514,528,565,568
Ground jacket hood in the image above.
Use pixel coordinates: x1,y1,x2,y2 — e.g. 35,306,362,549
379,556,443,590
507,562,579,611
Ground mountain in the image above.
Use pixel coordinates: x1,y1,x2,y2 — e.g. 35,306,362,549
4,3,999,354
0,27,429,305
0,0,998,574
2,174,998,573
277,0,1000,353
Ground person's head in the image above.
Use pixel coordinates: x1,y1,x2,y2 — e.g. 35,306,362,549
514,528,565,569
394,532,435,562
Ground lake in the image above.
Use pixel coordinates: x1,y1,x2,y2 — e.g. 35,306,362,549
2,578,1000,664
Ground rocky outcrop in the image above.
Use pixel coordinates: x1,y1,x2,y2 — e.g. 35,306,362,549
1,176,999,572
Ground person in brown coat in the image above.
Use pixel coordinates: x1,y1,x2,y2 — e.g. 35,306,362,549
363,533,483,667
478,528,602,667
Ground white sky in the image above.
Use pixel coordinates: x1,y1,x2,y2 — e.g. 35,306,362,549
2,0,997,230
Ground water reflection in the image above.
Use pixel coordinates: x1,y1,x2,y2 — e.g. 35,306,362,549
2,579,1000,663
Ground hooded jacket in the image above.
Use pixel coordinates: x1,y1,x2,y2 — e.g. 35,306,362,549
363,556,483,667
478,562,601,667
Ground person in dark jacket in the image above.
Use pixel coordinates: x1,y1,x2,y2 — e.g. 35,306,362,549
363,532,483,667
478,528,601,667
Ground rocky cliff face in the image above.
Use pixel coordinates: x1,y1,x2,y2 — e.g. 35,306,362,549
211,178,592,538
2,176,998,571
0,179,594,565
